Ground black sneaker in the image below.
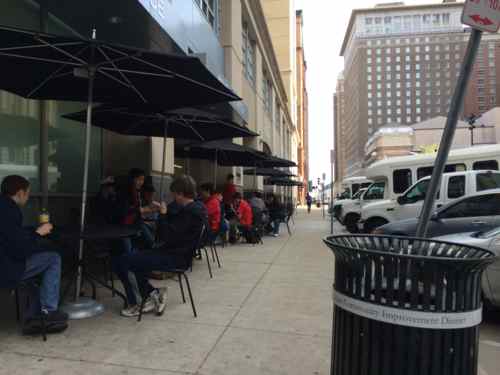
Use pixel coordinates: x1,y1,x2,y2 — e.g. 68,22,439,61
22,321,68,336
42,310,69,323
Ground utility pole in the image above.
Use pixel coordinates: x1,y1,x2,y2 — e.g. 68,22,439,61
330,150,335,234
417,28,483,238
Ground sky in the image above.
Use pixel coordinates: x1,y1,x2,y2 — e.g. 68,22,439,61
294,0,445,185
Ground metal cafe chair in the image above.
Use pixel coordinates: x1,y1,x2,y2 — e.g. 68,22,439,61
137,226,206,322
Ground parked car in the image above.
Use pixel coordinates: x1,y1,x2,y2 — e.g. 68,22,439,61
435,227,500,308
373,189,500,237
332,187,367,232
359,170,500,233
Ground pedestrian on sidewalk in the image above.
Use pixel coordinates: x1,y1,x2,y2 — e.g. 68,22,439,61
306,193,313,214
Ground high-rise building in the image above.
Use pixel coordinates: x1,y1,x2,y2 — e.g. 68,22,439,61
333,73,346,193
336,1,500,178
296,9,309,203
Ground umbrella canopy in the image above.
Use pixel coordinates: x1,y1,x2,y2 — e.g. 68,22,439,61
0,25,240,107
63,105,258,141
244,167,295,177
175,140,267,167
255,152,297,168
265,177,303,187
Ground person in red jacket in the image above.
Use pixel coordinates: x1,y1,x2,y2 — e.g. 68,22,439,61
199,183,221,237
233,192,253,242
222,174,236,207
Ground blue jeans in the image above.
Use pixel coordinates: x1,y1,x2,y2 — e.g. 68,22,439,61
271,219,281,235
22,252,61,318
114,251,179,306
121,222,155,254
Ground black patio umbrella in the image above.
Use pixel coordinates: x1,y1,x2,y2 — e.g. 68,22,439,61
0,25,240,314
255,152,297,168
0,26,239,106
265,177,303,187
244,167,295,178
175,140,269,188
265,177,303,206
64,105,258,194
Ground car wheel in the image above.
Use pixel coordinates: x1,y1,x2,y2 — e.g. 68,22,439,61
345,214,360,233
364,218,388,234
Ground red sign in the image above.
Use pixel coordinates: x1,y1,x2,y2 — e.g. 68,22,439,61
462,0,500,32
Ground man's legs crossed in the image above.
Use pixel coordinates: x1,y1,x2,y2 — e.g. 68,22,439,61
115,251,175,316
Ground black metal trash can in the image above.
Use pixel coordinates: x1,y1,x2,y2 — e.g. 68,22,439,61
323,235,496,375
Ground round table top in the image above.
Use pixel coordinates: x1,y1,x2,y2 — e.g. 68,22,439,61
57,224,139,241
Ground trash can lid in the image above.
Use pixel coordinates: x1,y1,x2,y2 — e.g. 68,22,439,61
324,234,496,263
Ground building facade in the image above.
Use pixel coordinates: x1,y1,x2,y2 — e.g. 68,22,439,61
259,0,300,199
0,0,297,224
296,9,309,203
333,73,346,192
335,1,500,180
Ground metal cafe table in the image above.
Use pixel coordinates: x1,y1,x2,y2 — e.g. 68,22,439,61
59,224,139,320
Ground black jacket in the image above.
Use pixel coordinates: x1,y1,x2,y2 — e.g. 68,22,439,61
158,200,208,268
0,196,41,288
268,200,285,221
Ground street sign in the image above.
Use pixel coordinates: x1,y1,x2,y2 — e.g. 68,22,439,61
462,0,500,33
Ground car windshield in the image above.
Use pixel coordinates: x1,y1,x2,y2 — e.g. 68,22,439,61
352,189,365,200
364,181,385,200
477,226,500,239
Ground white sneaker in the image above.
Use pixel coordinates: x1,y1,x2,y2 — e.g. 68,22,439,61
150,288,167,316
121,305,141,317
142,298,155,313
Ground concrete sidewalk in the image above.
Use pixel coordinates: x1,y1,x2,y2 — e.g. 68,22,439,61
0,208,333,375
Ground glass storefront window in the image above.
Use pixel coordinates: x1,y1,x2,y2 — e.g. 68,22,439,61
47,101,102,194
0,92,41,191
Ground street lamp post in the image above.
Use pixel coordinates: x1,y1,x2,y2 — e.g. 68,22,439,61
467,113,478,146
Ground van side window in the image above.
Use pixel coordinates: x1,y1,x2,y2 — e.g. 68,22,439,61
476,172,500,191
352,184,361,195
393,169,412,194
447,176,465,199
473,160,499,171
417,167,433,180
417,164,466,180
364,182,385,200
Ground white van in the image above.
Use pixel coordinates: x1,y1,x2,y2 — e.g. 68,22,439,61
336,176,372,200
332,188,367,232
358,144,500,232
359,170,500,232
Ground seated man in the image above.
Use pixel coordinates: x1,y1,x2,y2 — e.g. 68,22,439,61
0,175,68,334
115,175,208,317
199,183,221,241
267,194,285,237
249,191,266,211
232,192,253,243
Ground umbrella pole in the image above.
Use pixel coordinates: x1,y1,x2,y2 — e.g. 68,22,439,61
159,119,168,200
213,149,218,190
254,163,257,191
62,32,105,320
75,71,94,302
